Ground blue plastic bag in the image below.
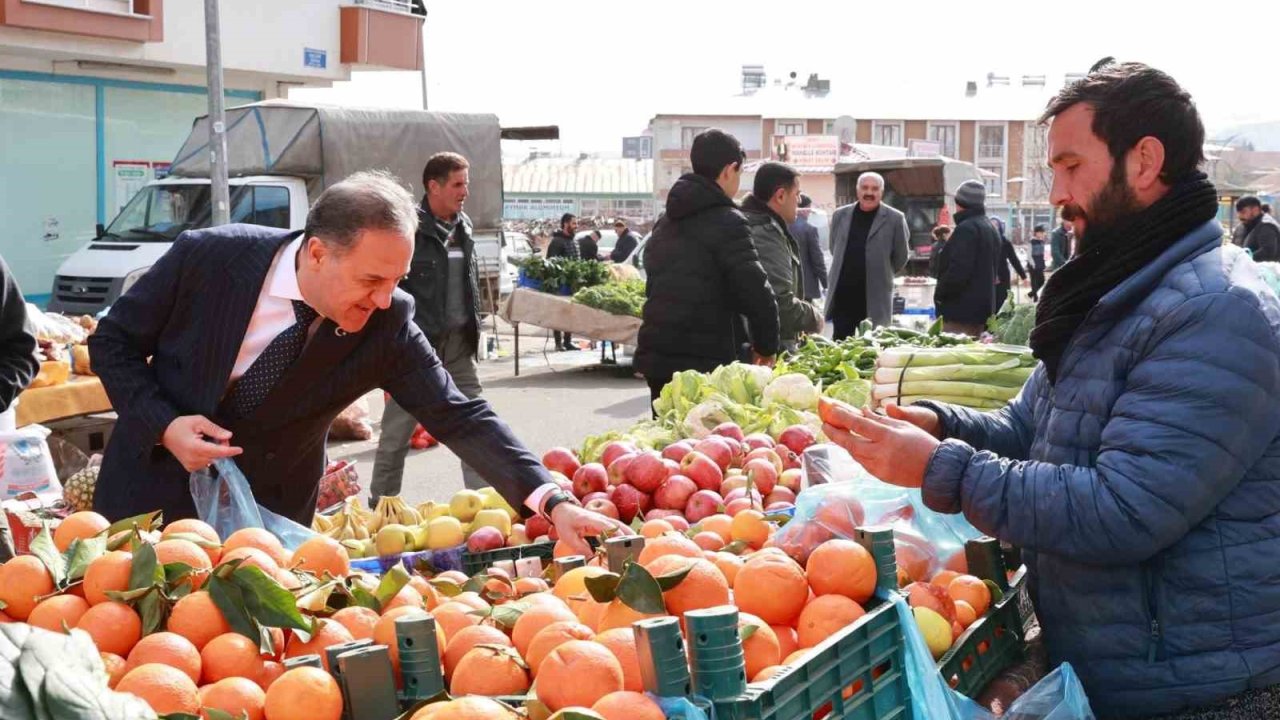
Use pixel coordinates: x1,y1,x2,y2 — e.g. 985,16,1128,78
888,590,1095,719
190,457,316,551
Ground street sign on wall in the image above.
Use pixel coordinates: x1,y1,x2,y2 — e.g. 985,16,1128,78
776,135,840,167
304,48,327,69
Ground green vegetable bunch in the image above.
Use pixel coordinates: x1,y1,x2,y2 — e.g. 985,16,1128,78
519,257,610,294
572,280,646,317
986,299,1037,346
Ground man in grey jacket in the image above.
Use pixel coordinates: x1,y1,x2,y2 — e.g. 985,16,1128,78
825,172,909,338
740,163,824,350
788,194,827,301
1237,195,1280,262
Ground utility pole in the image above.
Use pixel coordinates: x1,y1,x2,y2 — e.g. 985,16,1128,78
204,0,230,225
419,8,429,110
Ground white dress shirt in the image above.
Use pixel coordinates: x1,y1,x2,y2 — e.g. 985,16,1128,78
227,236,309,388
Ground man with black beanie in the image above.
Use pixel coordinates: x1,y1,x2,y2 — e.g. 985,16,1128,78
932,179,999,335
1237,195,1280,262
545,213,580,350
635,129,779,407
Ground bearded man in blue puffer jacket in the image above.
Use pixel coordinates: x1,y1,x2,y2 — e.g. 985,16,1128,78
823,61,1280,719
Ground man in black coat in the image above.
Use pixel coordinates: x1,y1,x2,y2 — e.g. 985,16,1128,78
635,129,780,405
1237,195,1280,262
0,256,37,425
1028,224,1048,300
609,220,641,263
578,230,602,262
545,213,580,350
88,171,627,554
788,194,827,301
933,180,999,335
990,216,1027,310
1050,212,1073,269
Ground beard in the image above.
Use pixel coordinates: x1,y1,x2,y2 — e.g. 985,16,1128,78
1063,164,1142,254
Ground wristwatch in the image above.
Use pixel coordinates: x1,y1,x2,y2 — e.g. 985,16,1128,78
542,490,580,520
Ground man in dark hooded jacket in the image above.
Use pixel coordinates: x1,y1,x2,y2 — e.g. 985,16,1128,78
934,180,999,335
635,129,779,405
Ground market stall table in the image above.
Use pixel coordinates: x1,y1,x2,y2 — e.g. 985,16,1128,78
499,287,643,376
17,376,111,427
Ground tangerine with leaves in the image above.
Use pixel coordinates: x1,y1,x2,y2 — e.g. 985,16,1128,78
27,594,89,634
443,624,512,681
948,575,992,617
536,639,624,711
639,519,674,539
290,535,350,578
331,606,380,641
646,555,730,618
125,631,202,684
198,676,266,720
594,598,665,633
738,613,781,679
593,627,642,693
382,584,426,613
797,595,865,649
734,555,809,626
83,550,132,606
116,663,200,716
160,518,222,564
511,602,577,657
76,600,141,656
201,632,266,684
220,547,280,576
101,652,127,689
222,527,287,566
284,618,354,671
264,666,342,720
527,621,595,677
637,533,703,567
430,601,482,644
167,590,231,650
53,511,109,552
451,644,531,696
154,538,212,590
805,539,877,604
0,555,55,620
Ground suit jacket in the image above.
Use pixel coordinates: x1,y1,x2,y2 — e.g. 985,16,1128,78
788,216,827,300
89,224,551,525
824,203,909,326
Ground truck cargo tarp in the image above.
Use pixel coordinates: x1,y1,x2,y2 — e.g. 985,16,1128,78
168,101,502,229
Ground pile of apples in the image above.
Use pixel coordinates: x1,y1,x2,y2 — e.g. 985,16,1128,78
541,422,819,527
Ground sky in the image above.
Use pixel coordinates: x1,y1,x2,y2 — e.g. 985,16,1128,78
291,0,1280,153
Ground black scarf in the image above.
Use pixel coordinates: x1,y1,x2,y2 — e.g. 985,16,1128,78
1029,172,1218,384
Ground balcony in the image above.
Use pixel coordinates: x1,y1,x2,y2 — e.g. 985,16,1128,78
0,0,163,42
978,143,1005,161
340,0,425,71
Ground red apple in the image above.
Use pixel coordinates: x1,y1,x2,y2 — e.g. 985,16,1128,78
664,515,690,533
719,476,748,496
467,526,505,553
612,484,646,524
572,463,609,499
608,453,638,487
525,514,551,539
685,490,725,523
744,458,778,495
637,490,654,515
680,451,724,492
601,441,639,469
724,498,754,516
662,441,695,463
781,448,802,471
765,487,796,507
712,422,745,443
626,451,668,494
644,508,684,522
779,468,803,494
582,491,609,505
585,498,620,520
744,448,784,476
765,501,795,513
542,447,581,478
778,426,817,455
693,437,733,472
743,433,775,451
654,475,698,511
662,458,682,479
723,487,762,506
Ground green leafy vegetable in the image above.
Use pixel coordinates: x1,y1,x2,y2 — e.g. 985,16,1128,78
572,279,645,317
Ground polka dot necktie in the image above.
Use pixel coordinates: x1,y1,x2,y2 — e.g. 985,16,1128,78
225,300,319,418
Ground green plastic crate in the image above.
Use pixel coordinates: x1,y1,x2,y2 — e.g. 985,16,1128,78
702,526,911,720
460,540,555,575
936,537,1034,698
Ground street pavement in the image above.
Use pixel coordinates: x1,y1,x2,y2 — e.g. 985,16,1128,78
326,320,650,507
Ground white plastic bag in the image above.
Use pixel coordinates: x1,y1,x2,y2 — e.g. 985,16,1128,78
0,425,60,500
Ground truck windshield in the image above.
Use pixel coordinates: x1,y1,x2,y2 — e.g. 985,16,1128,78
101,184,250,242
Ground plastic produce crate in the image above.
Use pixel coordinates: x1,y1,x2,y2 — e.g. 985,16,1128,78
693,526,911,720
461,540,555,575
936,537,1034,698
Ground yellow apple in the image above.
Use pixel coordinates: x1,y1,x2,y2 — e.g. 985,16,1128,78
450,489,485,522
471,508,512,538
427,516,466,550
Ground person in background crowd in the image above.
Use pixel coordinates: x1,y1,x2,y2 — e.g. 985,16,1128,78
823,62,1280,719
1264,203,1273,216
789,193,827,302
579,228,602,262
825,172,909,339
0,255,37,431
1237,195,1280,262
545,213,580,351
1050,211,1074,269
928,225,951,279
371,152,487,505
634,128,779,407
740,162,824,352
610,219,641,263
933,180,999,335
991,216,1027,310
1027,224,1048,300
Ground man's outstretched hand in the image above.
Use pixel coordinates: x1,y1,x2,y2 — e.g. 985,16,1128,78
823,406,941,489
550,501,637,557
162,415,243,472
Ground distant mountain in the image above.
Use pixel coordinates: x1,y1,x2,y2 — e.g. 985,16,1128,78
1212,121,1280,151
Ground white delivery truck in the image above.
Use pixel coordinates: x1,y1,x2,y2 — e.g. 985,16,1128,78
48,101,513,315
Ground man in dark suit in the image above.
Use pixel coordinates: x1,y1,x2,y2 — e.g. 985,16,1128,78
89,171,625,554
788,194,827,302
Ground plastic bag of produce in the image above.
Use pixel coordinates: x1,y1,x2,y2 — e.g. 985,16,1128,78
0,425,61,501
190,457,315,550
329,396,373,440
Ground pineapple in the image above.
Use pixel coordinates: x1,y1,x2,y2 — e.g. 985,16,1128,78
61,465,99,512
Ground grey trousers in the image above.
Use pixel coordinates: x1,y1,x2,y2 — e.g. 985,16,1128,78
370,330,485,500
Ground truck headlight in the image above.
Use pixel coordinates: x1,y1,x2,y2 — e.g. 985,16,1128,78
121,267,149,295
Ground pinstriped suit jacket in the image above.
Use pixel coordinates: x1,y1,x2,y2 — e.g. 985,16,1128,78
88,225,550,524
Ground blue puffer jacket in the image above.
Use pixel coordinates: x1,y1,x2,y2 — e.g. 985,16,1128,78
920,220,1280,718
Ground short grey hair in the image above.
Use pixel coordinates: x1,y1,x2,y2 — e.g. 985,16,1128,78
856,171,885,189
304,170,418,252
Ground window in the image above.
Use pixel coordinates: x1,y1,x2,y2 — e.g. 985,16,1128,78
872,121,904,147
1024,122,1052,203
979,165,1004,198
777,121,805,136
823,119,837,134
927,122,958,159
38,0,134,13
252,186,291,228
681,126,707,149
977,123,1005,160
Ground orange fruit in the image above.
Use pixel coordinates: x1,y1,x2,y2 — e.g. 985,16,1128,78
27,594,89,633
738,613,781,680
527,621,595,676
537,639,624,711
258,661,285,692
408,575,444,609
797,595,865,649
931,570,961,589
443,624,512,681
409,696,519,719
374,607,444,687
593,690,665,720
331,606,380,641
116,663,200,715
712,553,744,587
167,590,232,650
699,514,734,543
511,602,577,657
948,575,992,617
753,665,784,683
771,624,798,661
521,592,570,612
451,591,489,612
199,676,266,720
955,600,977,629
637,533,703,567
283,618,354,671
125,631,201,684
264,666,342,720
222,527,287,566
640,519,675,539
101,652,127,689
646,556,730,618
451,644,531,696
730,510,771,549
430,601,481,642
220,547,281,576
76,600,141,656
805,539,877,604
554,566,611,605
83,550,132,606
514,577,550,597
53,511,109,552
201,632,266,684
594,628,643,692
0,556,55,620
161,518,223,564
734,556,809,626
154,538,213,590
574,598,607,631
784,649,810,664
382,585,426,613
594,598,665,633
290,535,350,578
